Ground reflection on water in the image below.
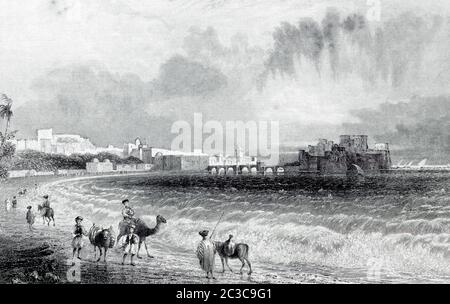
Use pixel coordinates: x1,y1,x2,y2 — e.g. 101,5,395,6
46,172,450,283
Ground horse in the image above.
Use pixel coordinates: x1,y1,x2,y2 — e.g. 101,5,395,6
214,241,252,275
88,224,115,263
37,205,55,226
116,215,167,258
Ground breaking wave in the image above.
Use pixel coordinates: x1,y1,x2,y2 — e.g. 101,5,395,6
46,173,450,283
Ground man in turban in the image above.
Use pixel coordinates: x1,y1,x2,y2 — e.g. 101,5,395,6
196,230,216,279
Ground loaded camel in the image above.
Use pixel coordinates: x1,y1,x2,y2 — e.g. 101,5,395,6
117,215,167,258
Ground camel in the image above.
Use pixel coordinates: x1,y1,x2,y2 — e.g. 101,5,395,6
88,224,115,263
214,240,252,275
37,205,55,226
117,215,166,258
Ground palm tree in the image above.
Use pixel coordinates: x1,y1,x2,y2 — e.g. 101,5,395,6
0,94,13,146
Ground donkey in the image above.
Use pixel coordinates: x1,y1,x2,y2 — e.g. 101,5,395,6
214,240,252,275
37,205,55,226
89,224,115,263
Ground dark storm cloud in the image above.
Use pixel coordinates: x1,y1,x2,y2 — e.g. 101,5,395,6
155,55,227,97
264,9,444,87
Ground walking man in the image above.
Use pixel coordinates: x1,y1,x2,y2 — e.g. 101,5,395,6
26,206,35,231
72,216,88,264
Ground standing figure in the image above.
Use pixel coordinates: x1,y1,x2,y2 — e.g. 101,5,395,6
26,206,35,231
196,230,216,279
4,199,11,212
71,216,88,263
119,224,139,266
11,196,17,209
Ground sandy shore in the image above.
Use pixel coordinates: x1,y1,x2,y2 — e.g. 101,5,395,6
0,173,164,284
1,173,342,284
0,173,227,284
0,175,69,284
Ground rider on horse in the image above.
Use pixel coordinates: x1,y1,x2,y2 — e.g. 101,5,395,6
42,195,50,211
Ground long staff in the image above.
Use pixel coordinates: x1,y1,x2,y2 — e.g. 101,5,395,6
210,211,225,239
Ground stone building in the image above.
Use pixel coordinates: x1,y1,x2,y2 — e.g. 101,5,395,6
86,159,114,173
286,135,391,174
11,128,124,156
153,154,209,171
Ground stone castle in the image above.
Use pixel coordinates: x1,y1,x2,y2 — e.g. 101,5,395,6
295,135,391,174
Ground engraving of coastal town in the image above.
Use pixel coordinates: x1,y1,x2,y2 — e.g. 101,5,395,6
1,0,450,284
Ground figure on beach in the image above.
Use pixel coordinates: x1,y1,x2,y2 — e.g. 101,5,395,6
72,216,88,263
118,224,139,266
121,199,135,224
11,196,17,209
26,206,35,231
38,194,55,226
4,199,11,212
42,195,50,209
196,230,216,279
117,199,137,242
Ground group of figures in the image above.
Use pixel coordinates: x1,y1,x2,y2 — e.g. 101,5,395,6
197,231,253,279
3,184,48,231
5,185,252,278
70,199,167,266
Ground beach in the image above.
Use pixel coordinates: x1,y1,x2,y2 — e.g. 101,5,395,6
2,172,449,284
0,173,342,284
0,175,67,284
0,173,212,284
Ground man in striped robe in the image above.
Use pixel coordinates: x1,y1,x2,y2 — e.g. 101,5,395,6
196,230,216,279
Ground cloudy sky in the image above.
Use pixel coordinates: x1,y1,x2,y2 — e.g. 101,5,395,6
1,0,450,148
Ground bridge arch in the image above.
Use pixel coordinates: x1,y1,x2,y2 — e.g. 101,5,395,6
241,167,249,174
265,167,273,175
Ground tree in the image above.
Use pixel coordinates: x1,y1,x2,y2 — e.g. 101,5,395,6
0,94,13,146
0,94,16,178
